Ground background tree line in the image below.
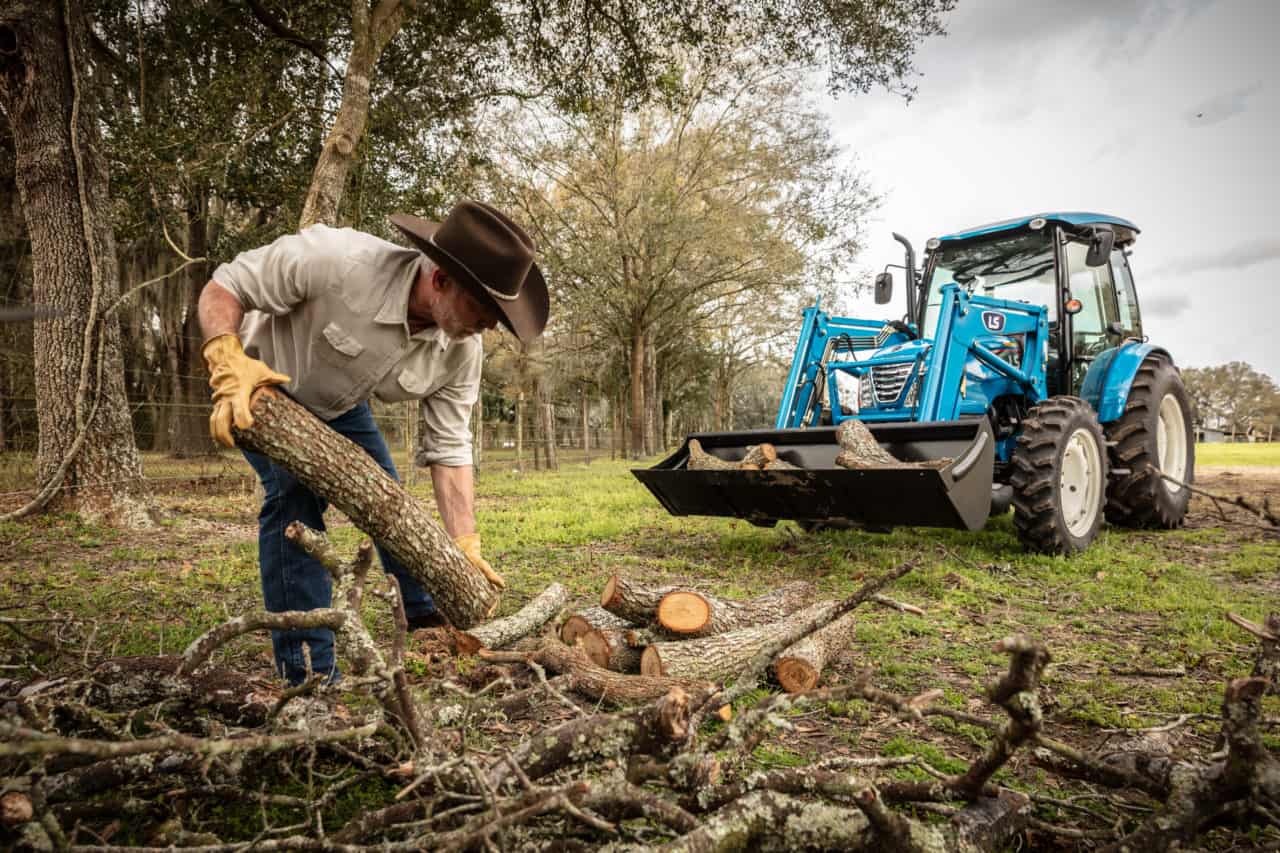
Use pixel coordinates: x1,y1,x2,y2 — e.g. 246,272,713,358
0,0,950,523
1181,362,1280,440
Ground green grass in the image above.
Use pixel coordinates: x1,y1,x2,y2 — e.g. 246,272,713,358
1195,441,1280,467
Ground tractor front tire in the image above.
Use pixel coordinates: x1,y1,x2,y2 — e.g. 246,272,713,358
1104,353,1194,528
1010,396,1108,555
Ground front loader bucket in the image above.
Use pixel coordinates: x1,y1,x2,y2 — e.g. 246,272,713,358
632,419,995,531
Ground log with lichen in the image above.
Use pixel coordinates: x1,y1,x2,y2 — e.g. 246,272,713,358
560,606,635,646
601,575,684,624
656,581,816,638
641,600,838,681
464,583,568,650
772,608,860,692
234,388,500,628
834,419,949,470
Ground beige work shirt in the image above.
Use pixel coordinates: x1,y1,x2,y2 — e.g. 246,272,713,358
211,224,481,467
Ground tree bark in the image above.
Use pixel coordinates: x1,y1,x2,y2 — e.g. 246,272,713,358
560,606,634,646
522,637,714,706
487,686,692,791
463,583,567,650
173,183,213,456
582,627,643,672
298,0,408,230
773,608,859,692
0,0,151,525
629,325,645,459
601,575,684,625
642,600,837,681
581,388,591,464
657,580,815,637
235,388,500,627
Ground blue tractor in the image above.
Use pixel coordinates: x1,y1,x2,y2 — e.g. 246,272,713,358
633,212,1196,554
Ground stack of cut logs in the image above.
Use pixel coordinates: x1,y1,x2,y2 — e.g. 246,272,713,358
558,575,869,692
686,419,948,471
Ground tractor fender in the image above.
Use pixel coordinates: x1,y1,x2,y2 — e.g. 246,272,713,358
1079,342,1173,423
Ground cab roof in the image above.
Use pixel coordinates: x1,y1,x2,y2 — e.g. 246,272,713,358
937,212,1139,244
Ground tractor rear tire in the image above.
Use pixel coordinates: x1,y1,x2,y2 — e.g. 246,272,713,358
1010,396,1108,555
1104,353,1194,528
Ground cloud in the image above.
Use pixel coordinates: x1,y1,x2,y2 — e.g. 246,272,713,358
1185,81,1264,126
1139,290,1190,319
1145,237,1280,278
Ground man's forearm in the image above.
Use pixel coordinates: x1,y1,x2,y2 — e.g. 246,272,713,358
430,464,476,538
198,280,245,342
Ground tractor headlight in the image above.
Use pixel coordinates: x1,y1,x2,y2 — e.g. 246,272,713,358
859,374,875,410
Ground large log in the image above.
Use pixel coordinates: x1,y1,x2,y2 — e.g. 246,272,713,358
601,575,682,624
464,583,568,650
656,580,815,637
773,608,859,692
560,606,634,646
234,388,499,628
641,600,838,681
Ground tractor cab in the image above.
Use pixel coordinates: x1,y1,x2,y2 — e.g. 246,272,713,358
914,213,1142,399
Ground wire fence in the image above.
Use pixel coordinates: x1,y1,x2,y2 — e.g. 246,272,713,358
0,394,653,500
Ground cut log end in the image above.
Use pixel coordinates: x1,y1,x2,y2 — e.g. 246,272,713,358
600,575,620,609
774,657,820,693
561,615,593,646
658,591,712,634
640,646,665,677
581,630,611,669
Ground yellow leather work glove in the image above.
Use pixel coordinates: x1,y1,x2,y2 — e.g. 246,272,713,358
202,334,291,448
454,533,506,590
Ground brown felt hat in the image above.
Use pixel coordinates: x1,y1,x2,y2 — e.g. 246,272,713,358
390,201,549,343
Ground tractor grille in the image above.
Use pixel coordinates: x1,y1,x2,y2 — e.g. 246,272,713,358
870,362,915,405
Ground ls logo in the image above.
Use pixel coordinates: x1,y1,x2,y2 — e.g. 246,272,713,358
981,311,1006,332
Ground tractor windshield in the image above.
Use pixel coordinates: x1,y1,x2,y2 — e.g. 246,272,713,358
921,231,1056,337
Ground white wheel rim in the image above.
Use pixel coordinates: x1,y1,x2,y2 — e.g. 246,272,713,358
1060,428,1103,538
1157,393,1188,492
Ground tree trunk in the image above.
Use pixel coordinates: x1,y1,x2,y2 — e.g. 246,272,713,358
235,388,500,627
629,327,645,459
543,401,558,470
646,338,659,455
657,581,816,638
0,0,151,525
581,389,590,464
298,0,408,229
641,600,837,681
173,185,213,456
772,608,860,692
515,389,524,472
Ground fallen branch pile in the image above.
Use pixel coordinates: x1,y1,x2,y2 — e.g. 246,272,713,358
3,537,1277,851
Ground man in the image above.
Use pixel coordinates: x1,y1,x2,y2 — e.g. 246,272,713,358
197,200,549,685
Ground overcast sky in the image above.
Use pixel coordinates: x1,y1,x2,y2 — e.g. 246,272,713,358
826,0,1279,379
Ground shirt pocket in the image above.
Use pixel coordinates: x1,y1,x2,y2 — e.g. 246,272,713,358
397,368,430,396
320,322,365,358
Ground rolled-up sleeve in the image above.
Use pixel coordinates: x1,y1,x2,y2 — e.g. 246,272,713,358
210,228,328,315
416,341,482,467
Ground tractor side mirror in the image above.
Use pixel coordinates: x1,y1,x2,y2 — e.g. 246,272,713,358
874,272,893,304
1085,226,1115,267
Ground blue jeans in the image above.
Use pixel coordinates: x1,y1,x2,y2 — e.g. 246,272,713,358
242,401,435,684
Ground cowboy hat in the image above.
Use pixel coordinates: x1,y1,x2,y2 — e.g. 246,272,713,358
390,200,549,342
